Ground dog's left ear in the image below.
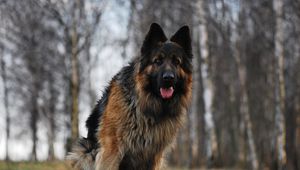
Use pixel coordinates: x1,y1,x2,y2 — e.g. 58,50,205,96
170,26,192,58
141,23,167,56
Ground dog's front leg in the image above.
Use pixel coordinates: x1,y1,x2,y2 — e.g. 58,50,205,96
95,145,124,170
152,150,164,170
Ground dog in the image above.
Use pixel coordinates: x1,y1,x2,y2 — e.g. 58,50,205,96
67,23,193,170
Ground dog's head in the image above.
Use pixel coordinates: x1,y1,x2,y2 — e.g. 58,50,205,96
138,23,192,100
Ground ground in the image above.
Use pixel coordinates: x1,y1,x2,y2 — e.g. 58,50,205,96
0,161,239,170
0,161,71,170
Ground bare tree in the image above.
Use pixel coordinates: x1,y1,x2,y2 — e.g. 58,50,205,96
234,29,259,170
274,0,287,169
195,0,218,167
70,0,81,143
2,0,44,161
0,44,10,161
1,0,70,160
41,0,105,148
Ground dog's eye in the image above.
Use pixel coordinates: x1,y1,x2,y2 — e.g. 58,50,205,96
174,58,181,65
154,58,162,65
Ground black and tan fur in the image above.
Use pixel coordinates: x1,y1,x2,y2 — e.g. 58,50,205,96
67,23,193,170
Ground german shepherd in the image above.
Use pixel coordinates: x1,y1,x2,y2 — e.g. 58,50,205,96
67,23,193,170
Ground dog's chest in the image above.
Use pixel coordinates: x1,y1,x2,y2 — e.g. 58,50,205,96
121,116,178,154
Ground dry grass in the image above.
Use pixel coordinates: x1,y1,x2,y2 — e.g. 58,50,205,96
0,161,71,170
0,161,241,170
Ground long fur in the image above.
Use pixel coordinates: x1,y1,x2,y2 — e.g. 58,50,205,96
67,23,192,170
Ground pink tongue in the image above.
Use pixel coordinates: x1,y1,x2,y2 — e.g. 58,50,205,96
160,87,174,99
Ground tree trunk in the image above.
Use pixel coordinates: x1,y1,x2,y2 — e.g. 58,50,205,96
121,0,136,59
274,0,287,169
190,24,206,167
48,115,55,161
234,6,259,166
285,99,297,170
1,47,10,161
48,74,56,161
234,43,259,170
296,105,300,169
87,43,96,108
197,0,218,166
30,93,38,162
235,2,253,166
70,0,80,143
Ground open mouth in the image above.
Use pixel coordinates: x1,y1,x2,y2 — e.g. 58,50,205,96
160,86,174,99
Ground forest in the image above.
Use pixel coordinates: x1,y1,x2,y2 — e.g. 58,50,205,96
0,0,299,169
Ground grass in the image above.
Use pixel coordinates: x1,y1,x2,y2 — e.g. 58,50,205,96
0,161,71,170
0,161,240,170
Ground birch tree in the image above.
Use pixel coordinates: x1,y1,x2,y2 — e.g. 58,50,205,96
0,45,10,161
273,0,287,169
197,0,218,166
43,0,105,146
233,26,259,170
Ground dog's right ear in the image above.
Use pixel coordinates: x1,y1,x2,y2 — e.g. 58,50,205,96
170,25,192,58
141,23,167,56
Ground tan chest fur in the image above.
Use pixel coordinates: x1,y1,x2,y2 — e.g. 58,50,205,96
119,109,184,155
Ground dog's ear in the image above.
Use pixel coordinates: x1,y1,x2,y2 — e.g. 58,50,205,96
170,26,192,58
141,23,167,56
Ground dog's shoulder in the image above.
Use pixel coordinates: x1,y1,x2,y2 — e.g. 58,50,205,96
85,60,137,141
86,85,110,141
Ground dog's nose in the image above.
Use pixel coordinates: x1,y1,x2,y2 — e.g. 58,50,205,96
163,71,175,81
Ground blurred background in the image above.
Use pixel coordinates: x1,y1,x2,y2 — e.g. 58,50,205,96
0,0,299,169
